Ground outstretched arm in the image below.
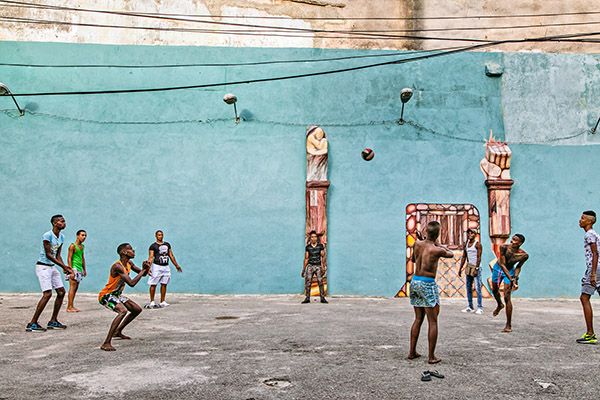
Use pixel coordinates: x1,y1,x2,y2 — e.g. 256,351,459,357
437,245,454,259
169,249,182,273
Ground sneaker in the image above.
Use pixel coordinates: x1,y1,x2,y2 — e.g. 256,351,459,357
320,298,328,304
475,308,484,315
47,321,67,329
25,322,47,332
147,301,161,309
159,301,170,307
461,307,474,313
576,333,597,344
301,298,310,304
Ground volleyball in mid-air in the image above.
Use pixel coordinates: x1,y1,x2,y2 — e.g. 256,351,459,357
361,148,374,161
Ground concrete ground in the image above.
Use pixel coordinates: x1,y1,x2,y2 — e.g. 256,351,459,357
1,293,599,400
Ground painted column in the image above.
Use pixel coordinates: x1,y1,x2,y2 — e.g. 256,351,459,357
480,132,513,257
306,126,328,296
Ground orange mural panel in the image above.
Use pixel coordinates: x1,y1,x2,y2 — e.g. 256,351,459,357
397,203,491,299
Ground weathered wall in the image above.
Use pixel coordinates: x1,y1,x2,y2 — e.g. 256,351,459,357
1,0,599,52
1,41,599,297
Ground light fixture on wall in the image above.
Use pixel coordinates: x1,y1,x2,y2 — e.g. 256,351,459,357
399,88,413,125
223,93,239,124
0,82,24,116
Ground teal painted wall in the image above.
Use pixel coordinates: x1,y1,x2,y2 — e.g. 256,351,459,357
0,41,598,297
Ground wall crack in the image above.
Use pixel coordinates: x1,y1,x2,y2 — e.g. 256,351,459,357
287,0,345,8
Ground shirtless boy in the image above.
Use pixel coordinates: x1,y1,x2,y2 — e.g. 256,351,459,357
490,234,529,332
98,243,150,351
408,221,454,364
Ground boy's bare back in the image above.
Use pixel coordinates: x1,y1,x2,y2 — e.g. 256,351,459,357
414,240,454,279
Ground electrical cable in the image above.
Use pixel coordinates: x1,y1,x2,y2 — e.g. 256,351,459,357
2,0,600,21
5,30,600,97
0,15,495,42
3,1,600,34
0,46,468,68
5,0,600,43
0,1,493,41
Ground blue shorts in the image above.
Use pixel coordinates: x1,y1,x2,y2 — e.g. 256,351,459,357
492,263,515,285
410,276,440,308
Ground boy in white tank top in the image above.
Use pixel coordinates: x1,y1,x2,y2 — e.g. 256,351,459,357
459,229,483,314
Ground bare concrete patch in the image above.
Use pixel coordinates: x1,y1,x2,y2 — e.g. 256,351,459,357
62,361,209,394
28,343,63,359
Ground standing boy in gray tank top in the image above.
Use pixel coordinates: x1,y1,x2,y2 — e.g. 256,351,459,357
577,210,600,344
459,229,483,314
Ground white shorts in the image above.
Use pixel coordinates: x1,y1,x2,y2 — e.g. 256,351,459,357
36,263,64,292
148,264,171,285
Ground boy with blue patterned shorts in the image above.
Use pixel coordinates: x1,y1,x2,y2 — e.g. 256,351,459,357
408,221,454,364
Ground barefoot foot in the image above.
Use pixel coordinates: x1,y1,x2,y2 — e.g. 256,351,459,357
428,357,441,364
112,332,132,340
492,304,504,317
100,343,116,351
66,308,81,313
407,353,422,360
501,327,512,333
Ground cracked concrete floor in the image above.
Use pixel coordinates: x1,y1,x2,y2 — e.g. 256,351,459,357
1,293,599,399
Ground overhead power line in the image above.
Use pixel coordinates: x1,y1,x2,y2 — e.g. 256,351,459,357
1,0,600,21
1,44,496,97
0,15,494,43
0,0,485,41
3,0,600,43
3,13,600,36
0,47,468,68
4,30,600,98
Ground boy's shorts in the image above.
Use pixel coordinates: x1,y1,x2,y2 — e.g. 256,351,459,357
581,275,600,296
99,292,130,312
66,270,84,283
36,263,64,292
492,263,515,285
148,264,171,285
410,276,440,308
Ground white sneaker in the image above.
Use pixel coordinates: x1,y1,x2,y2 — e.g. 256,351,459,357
475,308,484,315
148,301,162,309
160,301,170,307
461,307,474,313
